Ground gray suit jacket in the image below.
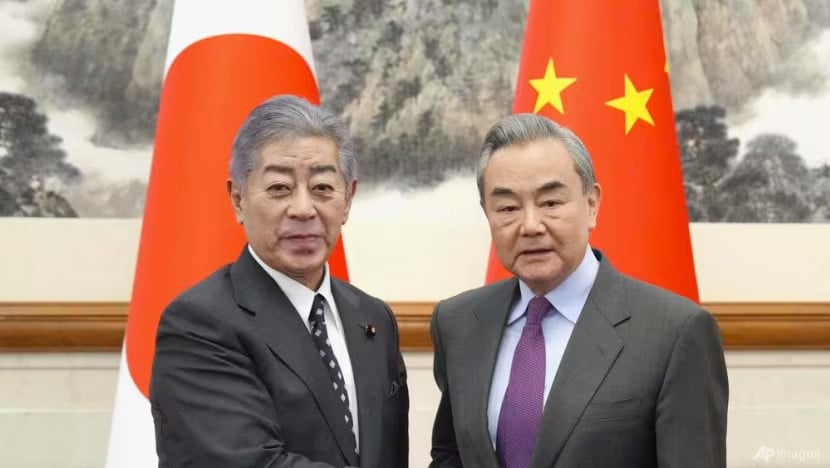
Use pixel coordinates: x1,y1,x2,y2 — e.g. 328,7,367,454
150,247,408,468
430,250,727,468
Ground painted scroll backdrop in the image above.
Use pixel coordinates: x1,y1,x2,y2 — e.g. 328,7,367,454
0,0,828,222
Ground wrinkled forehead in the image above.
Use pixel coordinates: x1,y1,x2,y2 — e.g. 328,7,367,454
254,136,340,167
485,140,579,182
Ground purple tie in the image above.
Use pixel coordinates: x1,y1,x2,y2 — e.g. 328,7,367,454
496,296,551,468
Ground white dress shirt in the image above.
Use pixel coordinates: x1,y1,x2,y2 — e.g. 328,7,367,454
487,246,599,447
248,246,359,450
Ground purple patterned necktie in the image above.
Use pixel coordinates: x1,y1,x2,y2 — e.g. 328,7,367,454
496,296,552,468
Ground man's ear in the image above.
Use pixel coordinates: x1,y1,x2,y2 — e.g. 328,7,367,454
342,179,358,224
228,178,244,224
587,182,602,228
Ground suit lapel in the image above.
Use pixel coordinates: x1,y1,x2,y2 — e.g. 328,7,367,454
229,249,359,466
332,279,382,468
466,279,519,468
530,254,628,468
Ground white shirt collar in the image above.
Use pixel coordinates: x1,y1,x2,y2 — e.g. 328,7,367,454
247,245,340,331
511,245,600,325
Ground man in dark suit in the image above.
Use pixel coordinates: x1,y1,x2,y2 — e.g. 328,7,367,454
150,95,408,468
430,113,727,468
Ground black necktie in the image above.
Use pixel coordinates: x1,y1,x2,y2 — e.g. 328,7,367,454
308,294,358,455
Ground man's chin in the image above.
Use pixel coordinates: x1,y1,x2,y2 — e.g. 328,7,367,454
515,253,560,269
284,256,326,271
515,265,566,288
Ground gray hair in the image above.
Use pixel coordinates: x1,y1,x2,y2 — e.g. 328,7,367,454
476,113,596,200
229,95,357,192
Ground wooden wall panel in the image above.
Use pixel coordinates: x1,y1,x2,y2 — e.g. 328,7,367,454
1,302,829,351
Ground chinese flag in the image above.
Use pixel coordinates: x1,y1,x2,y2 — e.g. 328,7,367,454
105,2,349,467
485,0,698,302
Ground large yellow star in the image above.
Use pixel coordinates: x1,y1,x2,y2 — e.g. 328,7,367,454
605,74,654,134
530,59,576,114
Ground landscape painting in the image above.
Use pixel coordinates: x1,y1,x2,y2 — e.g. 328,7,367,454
1,0,828,222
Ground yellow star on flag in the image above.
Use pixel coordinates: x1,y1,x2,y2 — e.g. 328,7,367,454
530,59,576,114
605,74,654,134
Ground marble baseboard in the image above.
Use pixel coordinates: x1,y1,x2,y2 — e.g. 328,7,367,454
1,352,829,468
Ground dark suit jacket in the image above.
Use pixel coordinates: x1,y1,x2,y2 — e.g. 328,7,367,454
150,248,408,468
430,250,728,468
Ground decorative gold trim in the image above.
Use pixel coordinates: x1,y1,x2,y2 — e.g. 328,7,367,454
2,302,829,351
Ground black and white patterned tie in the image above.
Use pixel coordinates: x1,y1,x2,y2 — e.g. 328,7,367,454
308,294,358,455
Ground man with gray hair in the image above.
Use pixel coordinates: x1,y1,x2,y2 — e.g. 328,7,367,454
430,113,727,468
150,95,408,468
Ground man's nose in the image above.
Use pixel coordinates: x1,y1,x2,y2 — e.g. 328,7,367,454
286,187,316,219
518,207,544,236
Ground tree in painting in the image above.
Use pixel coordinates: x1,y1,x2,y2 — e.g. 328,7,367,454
0,92,78,217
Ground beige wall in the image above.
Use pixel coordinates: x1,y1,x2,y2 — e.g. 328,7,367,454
2,217,829,302
0,351,828,468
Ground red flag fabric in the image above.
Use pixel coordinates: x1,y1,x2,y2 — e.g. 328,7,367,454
107,2,349,467
485,0,698,302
